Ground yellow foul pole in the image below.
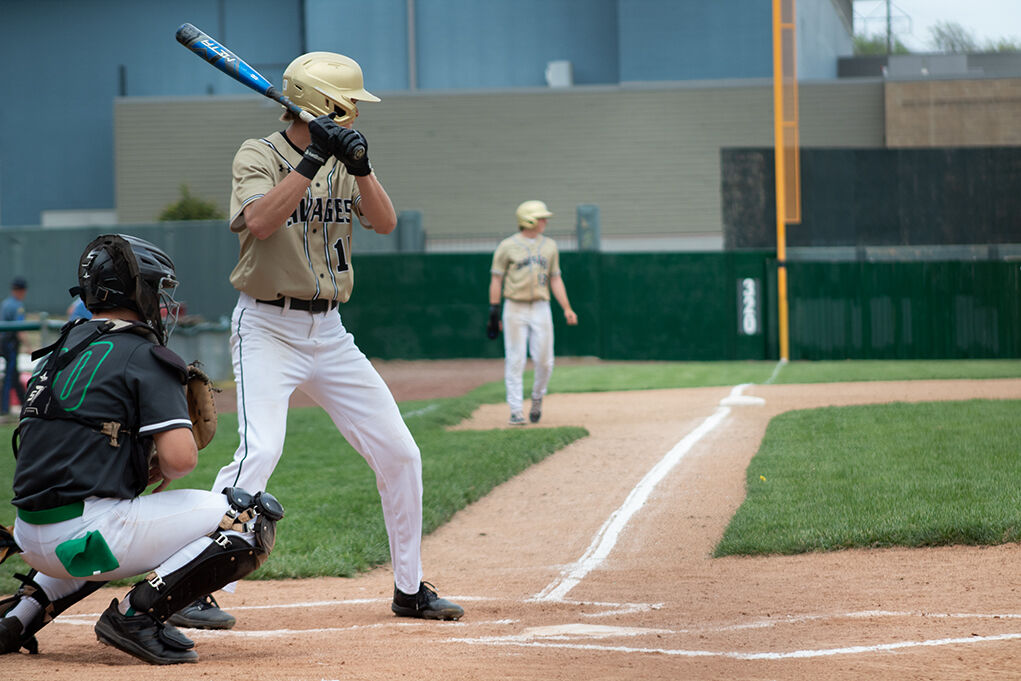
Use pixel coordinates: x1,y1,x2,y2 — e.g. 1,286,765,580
771,0,800,361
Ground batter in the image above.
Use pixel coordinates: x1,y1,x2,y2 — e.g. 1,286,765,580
174,51,463,629
488,200,578,425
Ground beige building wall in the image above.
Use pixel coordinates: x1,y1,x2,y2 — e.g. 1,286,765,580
115,80,884,242
885,78,1021,148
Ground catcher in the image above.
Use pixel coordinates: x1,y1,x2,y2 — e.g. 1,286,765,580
0,234,283,665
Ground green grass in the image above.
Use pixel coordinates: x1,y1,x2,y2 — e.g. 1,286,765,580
715,399,1021,556
773,359,1021,384
0,384,584,592
2,358,1020,594
542,358,1021,393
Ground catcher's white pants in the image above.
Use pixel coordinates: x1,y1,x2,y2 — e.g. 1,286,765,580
502,299,555,415
213,293,424,594
13,491,230,599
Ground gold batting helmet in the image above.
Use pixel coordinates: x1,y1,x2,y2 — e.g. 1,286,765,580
282,52,380,125
515,200,554,229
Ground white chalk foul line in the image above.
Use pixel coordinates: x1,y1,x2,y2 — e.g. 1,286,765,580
401,403,439,418
450,631,1021,660
765,358,787,385
532,384,759,602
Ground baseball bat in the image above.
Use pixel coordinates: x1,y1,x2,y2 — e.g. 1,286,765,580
175,23,314,124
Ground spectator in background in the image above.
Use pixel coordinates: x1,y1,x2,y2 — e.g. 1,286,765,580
67,296,93,322
1,277,28,421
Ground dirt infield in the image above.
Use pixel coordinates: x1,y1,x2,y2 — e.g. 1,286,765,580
5,360,1021,680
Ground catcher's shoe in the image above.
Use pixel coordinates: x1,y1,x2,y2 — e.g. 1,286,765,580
509,412,526,426
95,598,198,665
391,582,464,621
529,397,543,423
0,591,39,655
166,594,236,630
0,616,37,655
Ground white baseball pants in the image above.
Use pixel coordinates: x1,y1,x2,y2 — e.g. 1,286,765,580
502,299,555,415
13,491,230,599
213,293,424,594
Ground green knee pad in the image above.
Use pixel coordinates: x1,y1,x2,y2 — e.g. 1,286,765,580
55,531,119,577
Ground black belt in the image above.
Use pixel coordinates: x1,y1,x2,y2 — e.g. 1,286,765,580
257,297,337,313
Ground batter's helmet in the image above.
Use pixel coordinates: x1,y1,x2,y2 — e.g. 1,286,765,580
516,200,554,229
72,234,180,345
282,52,380,126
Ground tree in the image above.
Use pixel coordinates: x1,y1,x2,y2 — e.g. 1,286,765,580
928,21,978,53
158,184,224,221
927,21,1021,54
853,34,910,56
983,37,1021,53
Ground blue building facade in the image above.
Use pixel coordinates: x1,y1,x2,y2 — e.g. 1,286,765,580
0,0,851,227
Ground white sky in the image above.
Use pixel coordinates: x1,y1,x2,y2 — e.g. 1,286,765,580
854,0,1021,51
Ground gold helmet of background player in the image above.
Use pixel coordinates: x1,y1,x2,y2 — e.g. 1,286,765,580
515,200,554,229
282,52,380,125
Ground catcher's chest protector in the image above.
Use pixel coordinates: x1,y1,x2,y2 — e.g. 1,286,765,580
13,319,179,455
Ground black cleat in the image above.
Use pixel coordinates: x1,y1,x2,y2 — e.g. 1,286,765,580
0,616,37,655
529,397,543,423
391,581,464,621
166,594,236,630
95,599,198,665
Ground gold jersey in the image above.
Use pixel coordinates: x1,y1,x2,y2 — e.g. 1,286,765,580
228,131,364,303
491,234,561,302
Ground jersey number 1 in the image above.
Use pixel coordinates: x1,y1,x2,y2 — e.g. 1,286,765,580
332,236,351,272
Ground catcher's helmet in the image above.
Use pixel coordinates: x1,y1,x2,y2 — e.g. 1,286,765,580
515,200,554,229
73,234,180,345
282,51,379,125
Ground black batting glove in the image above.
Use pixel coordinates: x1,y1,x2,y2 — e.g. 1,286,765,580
295,115,340,179
332,128,372,177
486,304,501,340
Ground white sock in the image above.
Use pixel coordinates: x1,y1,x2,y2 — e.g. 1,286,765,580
6,596,42,628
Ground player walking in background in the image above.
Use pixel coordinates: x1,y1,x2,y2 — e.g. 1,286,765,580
0,235,282,664
488,201,578,425
171,51,462,629
1,277,28,423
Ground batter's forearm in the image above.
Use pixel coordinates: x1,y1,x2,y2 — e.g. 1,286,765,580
243,172,313,239
356,175,398,234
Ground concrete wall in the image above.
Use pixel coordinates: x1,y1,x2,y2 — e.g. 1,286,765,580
884,78,1021,147
116,79,884,243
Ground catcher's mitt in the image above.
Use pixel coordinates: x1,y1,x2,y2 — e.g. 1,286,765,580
186,362,220,449
0,524,21,565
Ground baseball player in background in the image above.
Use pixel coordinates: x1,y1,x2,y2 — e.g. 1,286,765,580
488,201,578,425
172,51,462,629
0,235,282,664
1,277,28,422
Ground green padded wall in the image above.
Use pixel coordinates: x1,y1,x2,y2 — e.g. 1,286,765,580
788,261,1021,359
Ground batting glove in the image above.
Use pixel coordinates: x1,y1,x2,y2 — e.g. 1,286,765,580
296,115,340,179
332,128,372,177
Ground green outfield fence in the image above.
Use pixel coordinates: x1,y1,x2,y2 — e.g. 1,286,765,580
1,224,1019,365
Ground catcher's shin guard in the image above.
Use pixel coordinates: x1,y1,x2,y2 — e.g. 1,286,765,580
126,488,283,622
0,570,106,654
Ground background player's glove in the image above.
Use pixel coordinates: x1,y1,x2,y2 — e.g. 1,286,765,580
332,128,372,177
486,304,501,340
186,361,220,449
296,115,340,179
0,524,21,565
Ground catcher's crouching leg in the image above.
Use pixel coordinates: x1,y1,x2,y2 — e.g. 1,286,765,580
94,488,284,665
1,570,106,654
